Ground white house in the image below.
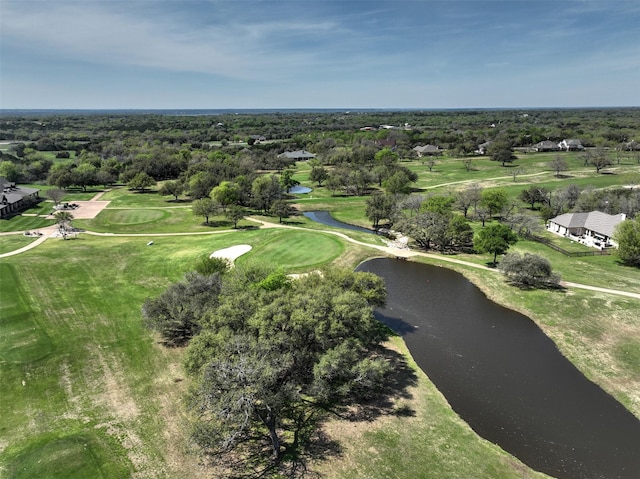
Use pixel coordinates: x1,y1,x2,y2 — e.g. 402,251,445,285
547,211,626,249
558,139,584,151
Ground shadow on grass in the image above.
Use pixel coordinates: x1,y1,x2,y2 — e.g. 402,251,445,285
201,346,417,479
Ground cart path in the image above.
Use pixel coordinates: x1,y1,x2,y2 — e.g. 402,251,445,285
2,216,639,300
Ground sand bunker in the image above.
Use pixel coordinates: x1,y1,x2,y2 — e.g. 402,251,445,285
210,244,252,262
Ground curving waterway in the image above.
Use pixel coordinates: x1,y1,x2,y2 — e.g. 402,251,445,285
303,210,375,234
356,258,640,479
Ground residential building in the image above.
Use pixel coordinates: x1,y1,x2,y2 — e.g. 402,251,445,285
533,140,561,152
277,150,316,161
0,177,40,218
558,139,584,151
547,211,626,249
413,144,443,157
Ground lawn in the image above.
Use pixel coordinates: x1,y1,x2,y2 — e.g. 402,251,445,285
100,186,192,208
0,215,54,233
74,208,256,234
0,234,43,254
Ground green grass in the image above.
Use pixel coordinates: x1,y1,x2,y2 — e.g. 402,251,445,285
238,230,344,271
2,433,128,479
100,187,192,208
74,208,255,234
0,263,54,363
0,234,41,254
0,215,54,233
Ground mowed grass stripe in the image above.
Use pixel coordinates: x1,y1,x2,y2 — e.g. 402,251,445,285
0,263,53,363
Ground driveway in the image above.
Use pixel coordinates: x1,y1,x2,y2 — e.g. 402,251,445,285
47,200,110,219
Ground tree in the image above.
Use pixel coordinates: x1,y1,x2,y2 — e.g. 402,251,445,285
382,170,412,196
374,147,398,167
511,166,524,182
366,191,395,228
549,155,568,177
614,216,640,266
252,175,282,212
583,147,613,173
128,172,156,192
183,266,390,467
53,211,73,239
487,141,516,166
194,255,230,277
462,158,474,172
498,252,561,288
309,165,329,186
401,194,424,217
142,272,223,345
72,163,99,191
503,211,543,237
424,195,454,215
210,181,239,211
192,197,219,224
519,186,550,209
279,169,300,193
473,223,518,264
158,180,184,201
225,205,245,228
269,199,295,223
399,211,450,251
446,214,474,249
425,158,437,172
455,183,483,218
188,171,217,199
481,189,508,217
46,188,66,206
96,169,117,189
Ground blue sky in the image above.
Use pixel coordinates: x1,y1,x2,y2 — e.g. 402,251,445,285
1,0,639,109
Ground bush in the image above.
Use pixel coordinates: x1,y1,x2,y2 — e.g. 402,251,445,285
498,252,561,288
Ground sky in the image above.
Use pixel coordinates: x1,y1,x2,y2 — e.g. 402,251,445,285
1,0,639,109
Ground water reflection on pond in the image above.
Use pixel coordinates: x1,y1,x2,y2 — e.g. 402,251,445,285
357,258,640,479
303,210,375,234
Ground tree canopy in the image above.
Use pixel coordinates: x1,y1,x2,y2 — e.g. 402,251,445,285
498,252,561,288
144,263,393,473
473,223,518,264
614,216,640,266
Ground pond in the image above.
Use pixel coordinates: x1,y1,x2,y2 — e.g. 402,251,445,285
303,210,375,234
356,258,640,479
288,185,313,194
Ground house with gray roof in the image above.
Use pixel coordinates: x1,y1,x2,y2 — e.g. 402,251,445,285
277,150,316,161
533,140,561,152
558,139,584,151
547,211,626,249
413,144,443,157
0,177,40,218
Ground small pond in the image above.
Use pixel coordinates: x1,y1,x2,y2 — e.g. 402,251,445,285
357,258,640,479
289,185,313,194
303,210,375,234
